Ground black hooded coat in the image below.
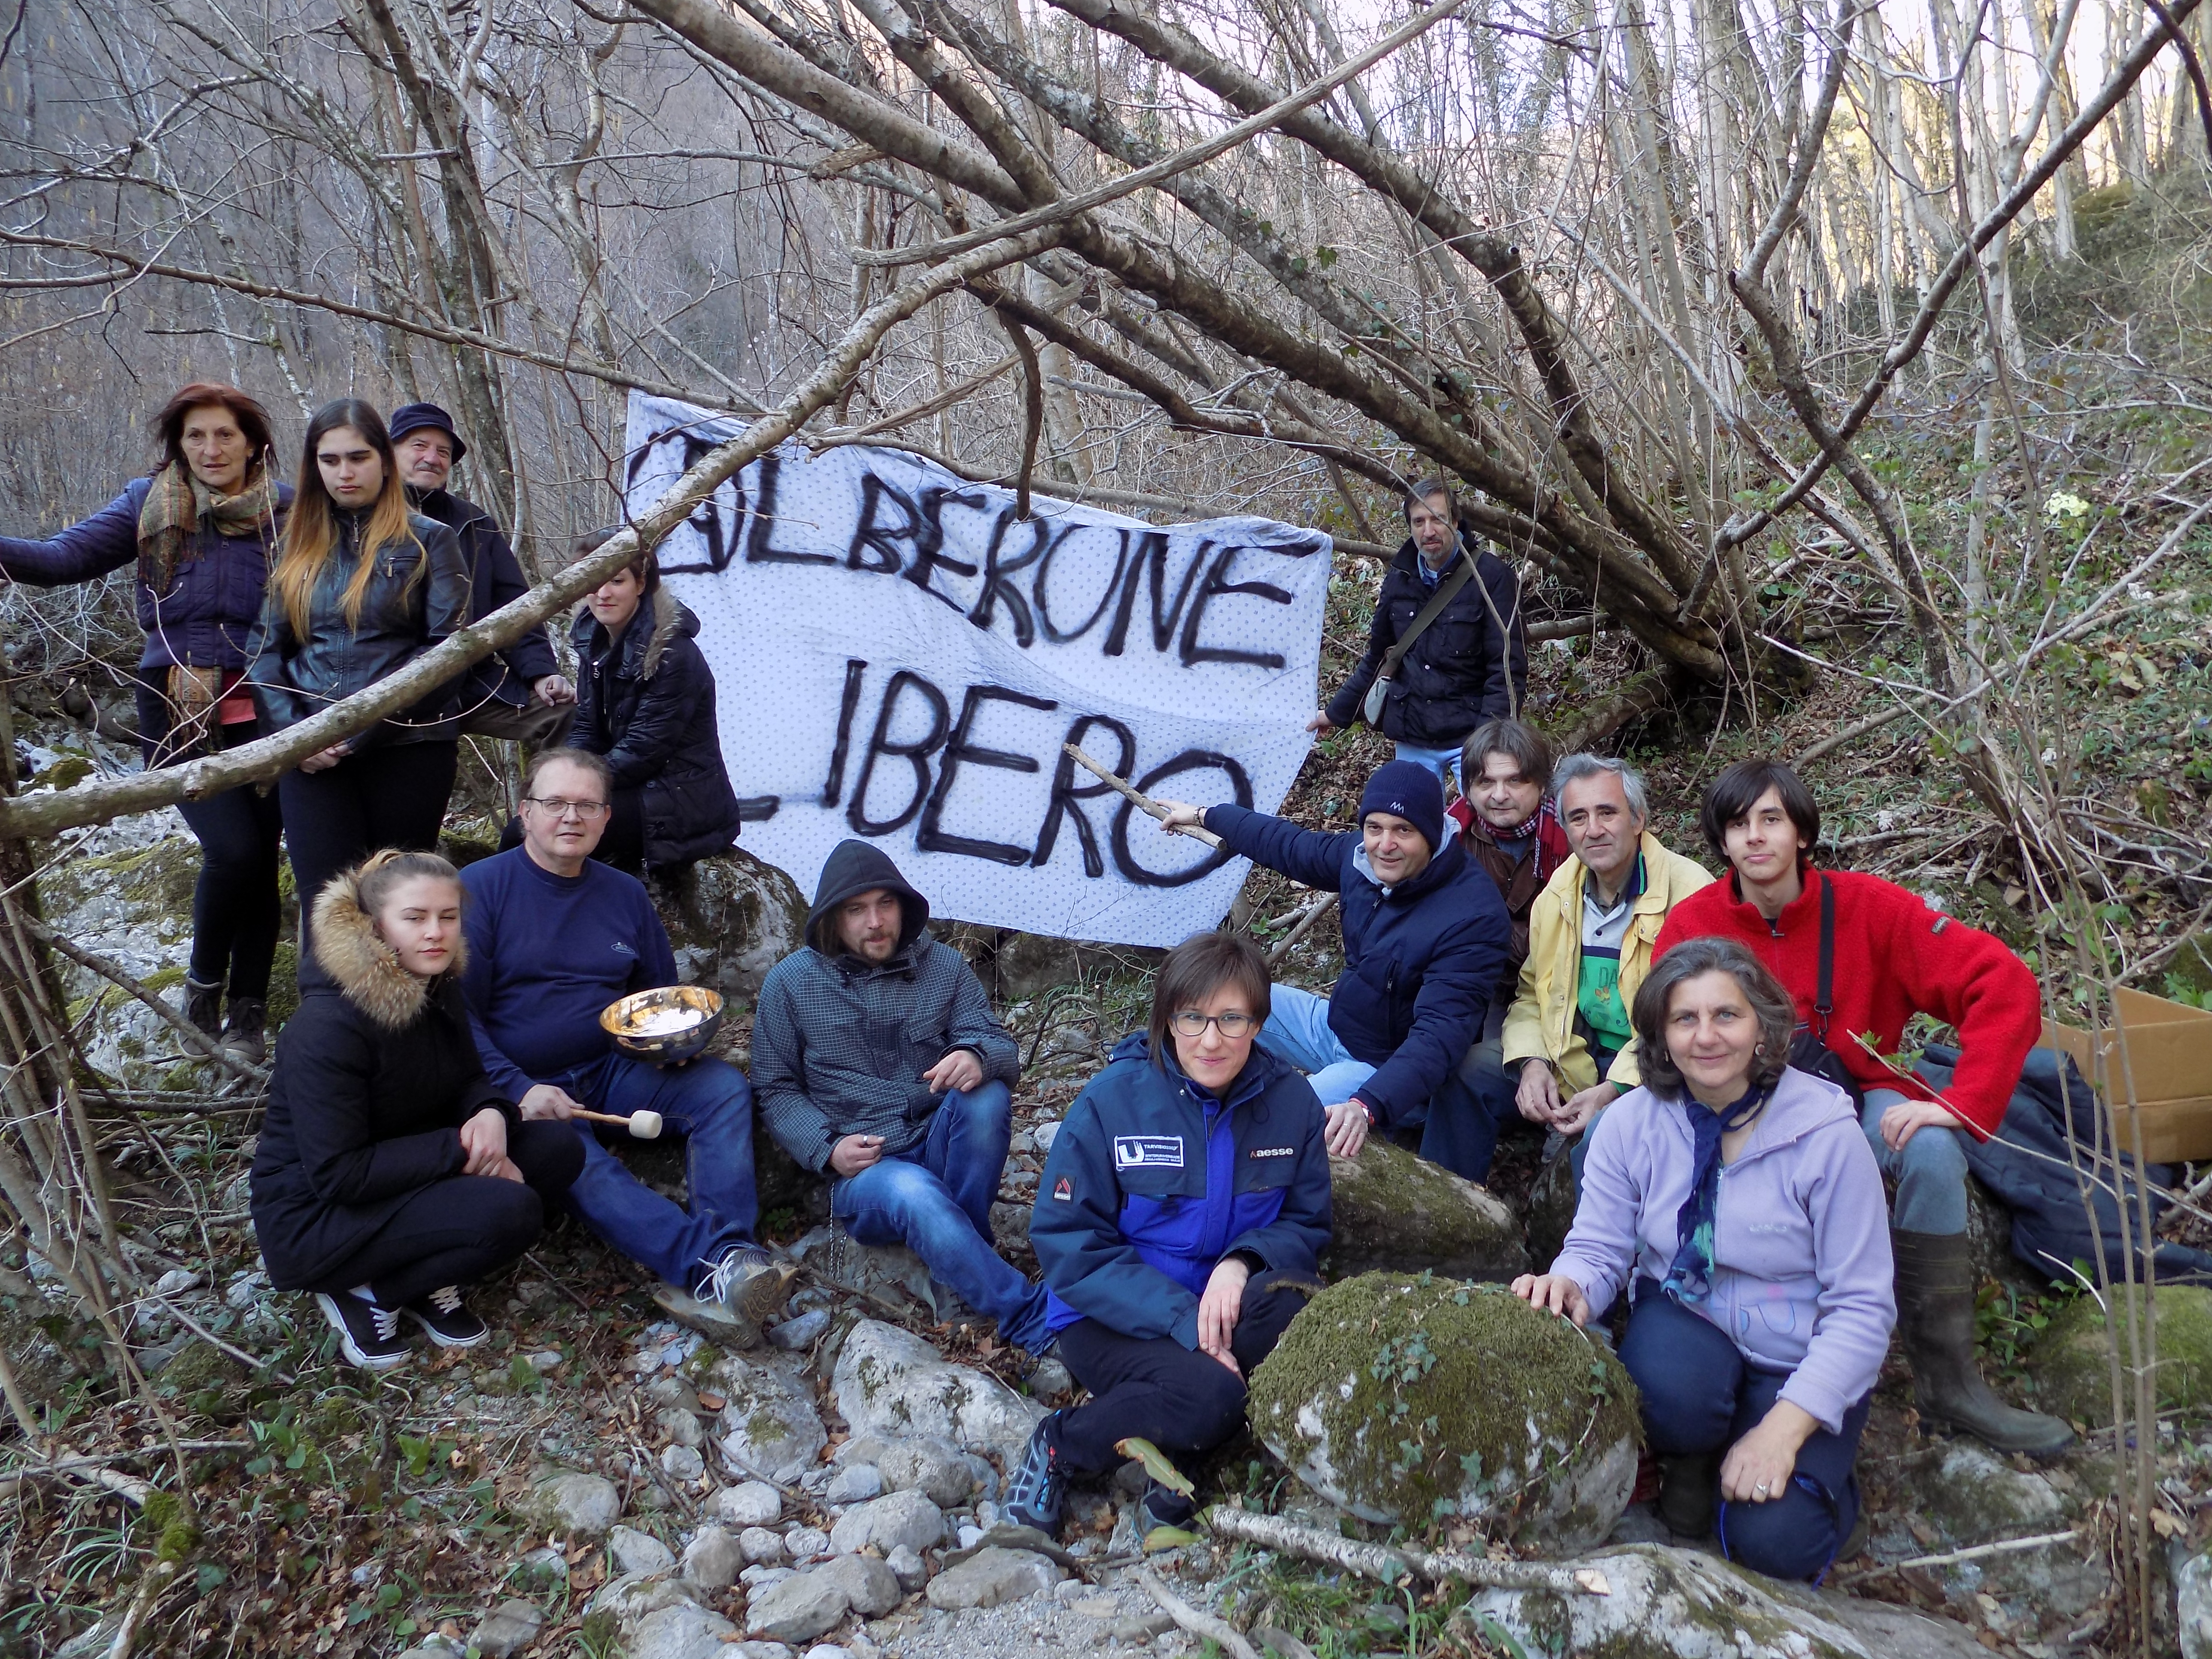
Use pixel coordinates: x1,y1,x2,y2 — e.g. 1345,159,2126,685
749,840,1019,1173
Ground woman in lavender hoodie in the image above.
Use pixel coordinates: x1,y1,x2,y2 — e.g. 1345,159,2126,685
1513,935,1894,1581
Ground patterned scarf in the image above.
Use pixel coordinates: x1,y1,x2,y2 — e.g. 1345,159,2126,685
1660,1085,1771,1309
135,460,281,596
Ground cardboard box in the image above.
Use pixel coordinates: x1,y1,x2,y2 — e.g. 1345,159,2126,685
2041,986,2212,1164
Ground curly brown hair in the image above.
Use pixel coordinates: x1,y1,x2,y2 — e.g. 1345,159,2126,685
1631,936,1796,1098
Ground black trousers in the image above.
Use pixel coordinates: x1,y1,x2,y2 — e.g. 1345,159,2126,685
278,741,458,978
133,683,285,1002
304,1121,584,1308
1054,1268,1314,1473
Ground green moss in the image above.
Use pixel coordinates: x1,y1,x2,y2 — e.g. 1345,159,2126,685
137,1488,201,1562
32,753,94,793
266,943,300,1029
1319,1138,1525,1282
1247,1273,1640,1535
2032,1284,2212,1425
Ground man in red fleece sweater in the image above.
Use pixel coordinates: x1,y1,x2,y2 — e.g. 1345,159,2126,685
1653,760,2071,1456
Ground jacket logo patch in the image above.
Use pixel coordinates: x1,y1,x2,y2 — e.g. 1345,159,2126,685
1052,1176,1073,1202
1249,1146,1295,1159
612,940,637,957
1113,1135,1184,1170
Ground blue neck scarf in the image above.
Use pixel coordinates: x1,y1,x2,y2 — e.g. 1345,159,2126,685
1660,1085,1770,1308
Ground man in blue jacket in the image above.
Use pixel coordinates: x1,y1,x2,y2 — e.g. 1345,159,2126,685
753,841,1049,1351
1160,760,1510,1177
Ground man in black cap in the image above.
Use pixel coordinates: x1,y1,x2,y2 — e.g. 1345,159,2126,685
390,401,576,745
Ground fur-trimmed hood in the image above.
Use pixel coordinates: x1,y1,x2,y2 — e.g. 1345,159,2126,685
310,870,466,1029
571,585,694,682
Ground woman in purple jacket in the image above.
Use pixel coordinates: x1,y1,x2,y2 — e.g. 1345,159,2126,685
0,384,290,1060
1513,935,1894,1581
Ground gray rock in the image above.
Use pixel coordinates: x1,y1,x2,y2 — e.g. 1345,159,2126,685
802,1647,851,1659
727,1647,796,1659
1108,1612,1174,1642
627,1601,742,1659
470,1597,545,1658
1027,1354,1076,1405
785,1526,832,1560
658,1406,708,1447
885,1544,927,1592
611,1525,678,1579
824,1462,883,1504
742,1565,797,1589
589,1571,699,1628
739,1525,788,1563
647,1374,705,1413
1032,1120,1061,1155
876,1436,976,1508
658,846,811,1003
769,1308,833,1351
711,1355,829,1484
2180,1547,2212,1659
811,1552,902,1617
714,1480,784,1526
1319,1136,1527,1282
956,1523,985,1551
681,1525,743,1589
924,1546,1064,1610
526,1470,622,1538
833,1319,1045,1462
745,1568,853,1644
1899,1443,2071,1545
662,1443,706,1482
1459,1542,1992,1659
832,1435,893,1468
830,1489,945,1556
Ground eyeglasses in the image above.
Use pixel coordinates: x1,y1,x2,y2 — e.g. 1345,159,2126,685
523,796,611,820
1169,1009,1258,1039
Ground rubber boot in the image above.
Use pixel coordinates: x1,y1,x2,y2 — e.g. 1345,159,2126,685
1656,1453,1717,1537
182,976,223,1043
1893,1229,2074,1456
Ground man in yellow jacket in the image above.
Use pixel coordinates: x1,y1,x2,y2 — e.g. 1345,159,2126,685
1501,754,1713,1182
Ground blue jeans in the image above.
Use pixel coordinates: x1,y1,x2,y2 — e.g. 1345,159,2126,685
1392,741,1463,793
832,1082,1050,1351
1620,1286,1869,1583
1861,1087,1969,1235
561,1051,760,1291
1262,986,1376,1107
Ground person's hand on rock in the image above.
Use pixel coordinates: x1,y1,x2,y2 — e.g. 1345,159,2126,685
1510,1273,1590,1326
1323,1100,1370,1158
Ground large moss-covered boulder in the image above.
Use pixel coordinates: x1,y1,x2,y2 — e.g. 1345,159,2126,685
2031,1284,2212,1425
1247,1273,1639,1550
1321,1138,1527,1282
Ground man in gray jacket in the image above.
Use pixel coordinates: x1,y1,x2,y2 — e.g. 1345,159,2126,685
754,841,1050,1350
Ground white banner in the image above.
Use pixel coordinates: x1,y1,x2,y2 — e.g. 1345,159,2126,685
622,393,1330,948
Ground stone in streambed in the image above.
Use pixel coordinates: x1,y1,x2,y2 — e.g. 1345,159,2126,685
924,1546,1063,1610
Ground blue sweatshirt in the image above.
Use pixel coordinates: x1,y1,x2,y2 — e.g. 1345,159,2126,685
458,847,676,1096
1032,1033,1331,1348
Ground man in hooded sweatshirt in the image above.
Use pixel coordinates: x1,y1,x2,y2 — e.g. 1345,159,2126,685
752,841,1051,1352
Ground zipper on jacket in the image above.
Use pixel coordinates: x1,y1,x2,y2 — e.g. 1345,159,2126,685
1194,1094,1238,1264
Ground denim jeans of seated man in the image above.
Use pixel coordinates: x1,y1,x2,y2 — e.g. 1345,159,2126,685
1392,740,1464,794
1265,984,1502,1180
831,1080,1050,1351
1860,1086,1970,1235
559,1051,761,1291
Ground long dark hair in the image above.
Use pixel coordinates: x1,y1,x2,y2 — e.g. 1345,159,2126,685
152,383,275,479
1631,936,1796,1098
271,399,419,638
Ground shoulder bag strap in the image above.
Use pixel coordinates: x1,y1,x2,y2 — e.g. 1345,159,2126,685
1376,554,1478,681
1814,872,1835,1040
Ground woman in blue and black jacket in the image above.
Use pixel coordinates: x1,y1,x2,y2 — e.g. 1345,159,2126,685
1007,931,1331,1546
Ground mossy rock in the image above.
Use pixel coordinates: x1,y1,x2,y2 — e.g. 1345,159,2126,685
2031,1284,2212,1425
1247,1272,1641,1550
1320,1136,1527,1282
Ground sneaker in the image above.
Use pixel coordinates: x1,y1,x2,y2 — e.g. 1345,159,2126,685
404,1285,489,1349
182,977,223,1042
222,997,268,1066
1138,1481,1200,1551
314,1288,410,1371
698,1246,797,1325
1001,1413,1068,1539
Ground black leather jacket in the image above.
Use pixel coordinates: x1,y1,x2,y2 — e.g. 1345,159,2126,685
246,509,470,747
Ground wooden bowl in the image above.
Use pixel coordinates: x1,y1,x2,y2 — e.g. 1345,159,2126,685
601,985,725,1066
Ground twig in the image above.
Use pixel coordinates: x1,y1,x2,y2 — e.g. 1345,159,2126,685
103,1555,180,1658
1062,744,1225,848
145,1294,294,1383
1265,894,1339,969
1206,1507,1612,1596
1853,1528,2081,1574
21,919,267,1085
1136,1566,1262,1659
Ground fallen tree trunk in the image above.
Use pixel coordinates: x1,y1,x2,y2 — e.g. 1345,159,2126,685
1208,1506,1613,1596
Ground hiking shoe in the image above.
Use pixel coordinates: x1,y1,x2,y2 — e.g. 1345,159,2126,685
1138,1480,1200,1552
315,1288,410,1371
222,997,268,1066
698,1246,796,1325
404,1285,489,1349
1001,1413,1068,1539
182,977,223,1042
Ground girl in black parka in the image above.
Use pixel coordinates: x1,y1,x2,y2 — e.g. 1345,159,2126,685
249,851,583,1370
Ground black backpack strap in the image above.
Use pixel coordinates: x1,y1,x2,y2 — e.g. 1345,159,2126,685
1814,872,1835,1041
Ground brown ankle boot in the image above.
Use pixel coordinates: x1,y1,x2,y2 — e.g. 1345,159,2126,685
1893,1229,2073,1457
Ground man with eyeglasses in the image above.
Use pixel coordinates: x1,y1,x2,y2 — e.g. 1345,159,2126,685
1158,759,1510,1177
458,748,791,1327
752,840,1051,1352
